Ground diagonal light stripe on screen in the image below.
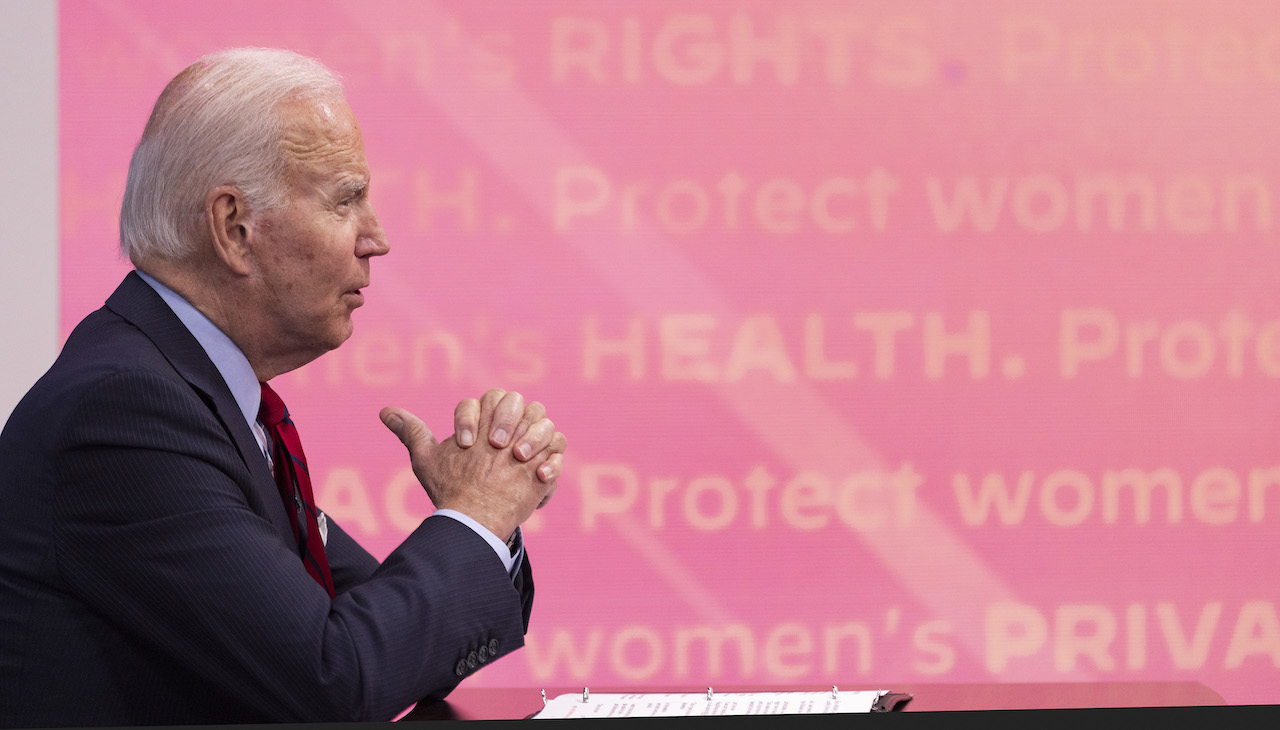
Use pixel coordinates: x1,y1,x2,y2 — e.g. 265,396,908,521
331,1,1089,680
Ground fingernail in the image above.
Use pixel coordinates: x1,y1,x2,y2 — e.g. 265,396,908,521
459,429,474,446
492,428,509,446
382,413,403,433
515,443,531,460
538,464,553,481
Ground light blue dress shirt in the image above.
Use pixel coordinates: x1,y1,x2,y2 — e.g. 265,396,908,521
136,270,522,576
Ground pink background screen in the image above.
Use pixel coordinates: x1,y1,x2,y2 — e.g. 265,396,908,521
60,0,1280,703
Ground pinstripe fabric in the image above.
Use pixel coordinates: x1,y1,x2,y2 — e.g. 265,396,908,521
0,272,534,726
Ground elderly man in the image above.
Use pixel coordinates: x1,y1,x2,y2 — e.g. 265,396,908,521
0,48,565,725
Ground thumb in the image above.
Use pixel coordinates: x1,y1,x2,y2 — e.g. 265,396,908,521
380,406,437,452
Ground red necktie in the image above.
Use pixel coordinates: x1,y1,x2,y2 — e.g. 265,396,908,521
258,382,335,598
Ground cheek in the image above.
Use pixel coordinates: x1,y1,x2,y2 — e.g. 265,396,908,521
262,253,306,295
262,222,351,301
265,235,323,290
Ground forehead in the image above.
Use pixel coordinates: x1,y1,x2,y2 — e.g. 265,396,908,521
278,96,367,178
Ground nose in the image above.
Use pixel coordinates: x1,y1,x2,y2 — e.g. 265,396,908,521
356,209,390,258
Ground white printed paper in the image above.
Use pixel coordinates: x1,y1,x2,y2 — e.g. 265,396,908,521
533,690,887,719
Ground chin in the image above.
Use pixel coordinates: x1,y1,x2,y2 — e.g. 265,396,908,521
332,321,356,348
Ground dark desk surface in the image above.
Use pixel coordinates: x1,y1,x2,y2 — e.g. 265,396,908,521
403,681,1226,721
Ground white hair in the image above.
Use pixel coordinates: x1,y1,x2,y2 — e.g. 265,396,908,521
119,47,344,263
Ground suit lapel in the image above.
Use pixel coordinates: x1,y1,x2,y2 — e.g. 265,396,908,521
104,272,294,546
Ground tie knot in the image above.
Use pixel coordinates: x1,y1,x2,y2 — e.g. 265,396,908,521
258,382,289,428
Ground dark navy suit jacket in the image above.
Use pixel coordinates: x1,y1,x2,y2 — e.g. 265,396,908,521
0,272,534,725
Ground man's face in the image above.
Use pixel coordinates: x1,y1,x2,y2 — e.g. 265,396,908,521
250,96,389,367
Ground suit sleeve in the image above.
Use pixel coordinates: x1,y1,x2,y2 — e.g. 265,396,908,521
322,516,380,592
52,368,530,721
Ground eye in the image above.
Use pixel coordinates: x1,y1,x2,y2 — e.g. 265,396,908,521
338,185,367,209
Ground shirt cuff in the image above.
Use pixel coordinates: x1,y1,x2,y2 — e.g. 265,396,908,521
433,509,522,576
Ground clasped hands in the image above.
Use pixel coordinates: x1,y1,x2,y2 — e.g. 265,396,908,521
379,389,565,542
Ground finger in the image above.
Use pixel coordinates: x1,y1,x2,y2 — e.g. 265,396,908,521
476,388,506,438
507,400,547,448
512,417,554,462
536,467,559,507
453,398,480,447
535,450,564,484
524,430,567,479
487,390,525,448
379,406,437,452
548,429,568,456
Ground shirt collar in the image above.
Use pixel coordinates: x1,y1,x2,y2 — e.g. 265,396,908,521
135,269,262,431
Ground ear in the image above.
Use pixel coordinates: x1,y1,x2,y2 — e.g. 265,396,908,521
206,185,255,277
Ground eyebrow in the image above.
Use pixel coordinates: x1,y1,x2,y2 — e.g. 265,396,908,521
336,179,368,199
